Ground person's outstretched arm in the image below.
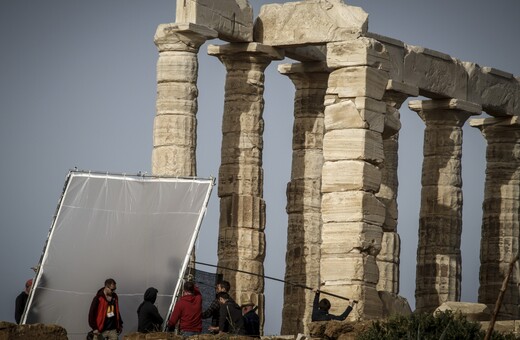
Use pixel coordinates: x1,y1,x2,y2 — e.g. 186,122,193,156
331,301,355,321
311,290,320,322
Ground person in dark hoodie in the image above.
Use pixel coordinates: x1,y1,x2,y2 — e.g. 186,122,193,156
137,287,164,333
311,289,356,321
167,281,202,336
88,278,123,340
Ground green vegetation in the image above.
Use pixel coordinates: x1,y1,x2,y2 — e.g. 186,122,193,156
357,311,520,340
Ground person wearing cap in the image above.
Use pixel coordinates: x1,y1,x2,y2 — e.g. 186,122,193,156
241,301,260,337
14,279,32,324
311,289,356,321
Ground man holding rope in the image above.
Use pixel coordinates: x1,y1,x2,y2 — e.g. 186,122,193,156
311,289,357,321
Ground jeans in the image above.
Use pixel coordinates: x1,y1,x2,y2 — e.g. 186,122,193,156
181,330,200,337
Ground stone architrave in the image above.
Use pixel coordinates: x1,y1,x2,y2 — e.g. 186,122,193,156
152,23,217,176
208,42,283,333
470,116,520,319
176,0,254,42
320,36,390,319
409,99,481,313
376,81,418,294
254,0,368,47
278,62,329,335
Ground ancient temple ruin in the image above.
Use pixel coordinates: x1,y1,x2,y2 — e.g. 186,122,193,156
151,0,520,334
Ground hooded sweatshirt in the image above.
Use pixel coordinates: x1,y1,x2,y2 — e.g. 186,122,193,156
167,286,202,333
137,287,164,333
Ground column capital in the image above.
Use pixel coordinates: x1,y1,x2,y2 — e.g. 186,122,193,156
154,23,217,52
409,99,482,113
278,62,330,90
278,61,330,75
208,42,284,60
470,116,520,129
409,99,481,125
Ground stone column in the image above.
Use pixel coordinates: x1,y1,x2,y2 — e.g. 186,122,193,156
278,62,328,334
409,99,481,313
208,43,283,331
152,23,217,176
376,81,417,295
470,116,520,319
320,38,390,319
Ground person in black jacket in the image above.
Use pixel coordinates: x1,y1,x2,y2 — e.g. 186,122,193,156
202,280,232,333
241,301,260,337
14,279,32,324
137,287,164,333
311,289,356,321
208,292,245,335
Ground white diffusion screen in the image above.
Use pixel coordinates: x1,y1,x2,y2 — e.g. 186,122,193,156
23,172,213,339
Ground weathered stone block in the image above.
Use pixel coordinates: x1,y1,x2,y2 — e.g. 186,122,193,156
221,107,264,133
366,32,406,82
420,186,462,215
322,160,381,193
218,164,263,196
323,129,384,164
153,115,196,147
218,226,265,260
404,45,468,100
219,258,264,292
377,232,400,262
321,222,383,257
324,98,385,133
292,116,325,150
219,194,265,230
152,145,195,176
220,132,263,165
254,0,368,46
320,253,379,284
327,66,389,100
286,178,321,213
376,261,399,293
378,291,412,317
156,52,198,83
176,0,254,42
421,157,462,186
435,302,491,321
287,212,322,245
290,149,324,180
465,63,520,116
156,82,198,114
327,37,391,72
321,191,386,225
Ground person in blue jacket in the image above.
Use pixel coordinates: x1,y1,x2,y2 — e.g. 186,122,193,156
311,289,356,321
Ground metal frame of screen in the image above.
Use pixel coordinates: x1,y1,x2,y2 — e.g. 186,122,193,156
21,170,214,339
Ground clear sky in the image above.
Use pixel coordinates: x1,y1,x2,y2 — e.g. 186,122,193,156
0,0,519,336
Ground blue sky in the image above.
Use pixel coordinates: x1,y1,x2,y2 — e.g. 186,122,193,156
0,0,519,335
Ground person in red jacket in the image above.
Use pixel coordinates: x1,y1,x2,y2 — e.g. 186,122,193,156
88,278,123,339
167,281,202,336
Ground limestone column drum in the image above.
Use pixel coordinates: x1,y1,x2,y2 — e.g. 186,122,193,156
278,62,329,334
320,37,390,319
208,42,283,331
409,99,481,313
471,116,520,319
152,23,217,177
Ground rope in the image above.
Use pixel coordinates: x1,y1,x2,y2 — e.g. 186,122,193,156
193,261,357,303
